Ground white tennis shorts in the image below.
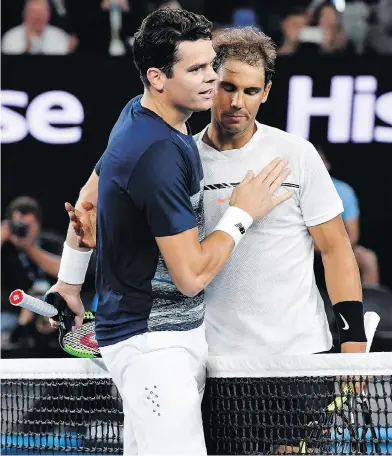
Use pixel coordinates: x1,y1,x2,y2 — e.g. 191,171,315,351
100,323,208,455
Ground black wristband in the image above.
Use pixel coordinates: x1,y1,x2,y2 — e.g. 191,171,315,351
332,301,366,344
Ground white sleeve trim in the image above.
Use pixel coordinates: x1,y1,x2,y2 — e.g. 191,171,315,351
304,201,344,227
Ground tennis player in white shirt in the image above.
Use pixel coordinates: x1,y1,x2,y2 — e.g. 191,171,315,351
196,27,366,358
196,27,366,453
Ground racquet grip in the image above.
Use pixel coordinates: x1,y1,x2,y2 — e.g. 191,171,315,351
364,311,380,353
9,289,58,318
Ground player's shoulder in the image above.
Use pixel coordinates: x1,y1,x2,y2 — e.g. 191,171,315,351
260,124,315,157
108,97,173,150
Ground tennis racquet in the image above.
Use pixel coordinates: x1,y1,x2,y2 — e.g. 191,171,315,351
9,289,100,358
298,311,381,454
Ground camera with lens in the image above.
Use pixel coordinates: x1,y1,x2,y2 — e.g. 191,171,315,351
9,220,30,238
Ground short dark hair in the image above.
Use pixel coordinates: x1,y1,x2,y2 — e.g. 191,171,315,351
133,8,213,87
5,196,43,224
212,27,277,85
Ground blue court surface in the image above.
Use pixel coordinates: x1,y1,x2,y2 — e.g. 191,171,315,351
2,427,391,455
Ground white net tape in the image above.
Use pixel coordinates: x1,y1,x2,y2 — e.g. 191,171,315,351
1,352,391,379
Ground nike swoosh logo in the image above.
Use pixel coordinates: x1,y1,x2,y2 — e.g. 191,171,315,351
217,196,231,204
339,313,350,330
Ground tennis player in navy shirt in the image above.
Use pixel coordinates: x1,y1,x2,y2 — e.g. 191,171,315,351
50,9,292,454
94,95,207,345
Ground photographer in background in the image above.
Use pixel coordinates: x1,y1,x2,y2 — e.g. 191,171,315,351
1,196,63,346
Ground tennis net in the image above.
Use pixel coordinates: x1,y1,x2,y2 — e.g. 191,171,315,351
1,353,391,455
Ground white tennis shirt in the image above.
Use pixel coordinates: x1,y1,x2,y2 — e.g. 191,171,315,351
194,122,344,356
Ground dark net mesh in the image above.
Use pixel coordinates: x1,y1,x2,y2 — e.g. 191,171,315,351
1,378,122,454
1,374,391,455
202,375,391,455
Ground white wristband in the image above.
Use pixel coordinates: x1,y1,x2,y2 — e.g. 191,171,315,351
213,206,253,247
58,242,93,285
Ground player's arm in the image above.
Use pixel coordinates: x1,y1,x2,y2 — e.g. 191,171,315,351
309,216,362,305
309,217,365,353
314,217,358,250
131,141,292,298
64,169,98,250
48,166,99,330
300,143,366,353
156,228,235,297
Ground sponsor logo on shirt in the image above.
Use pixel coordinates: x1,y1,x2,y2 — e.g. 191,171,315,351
217,196,231,204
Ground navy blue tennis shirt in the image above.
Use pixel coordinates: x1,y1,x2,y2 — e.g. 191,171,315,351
94,95,206,347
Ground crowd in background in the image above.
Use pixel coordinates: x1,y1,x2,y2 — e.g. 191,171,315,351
2,0,392,55
2,0,391,355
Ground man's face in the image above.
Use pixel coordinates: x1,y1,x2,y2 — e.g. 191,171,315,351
162,39,218,113
24,1,50,34
212,58,271,135
11,211,40,241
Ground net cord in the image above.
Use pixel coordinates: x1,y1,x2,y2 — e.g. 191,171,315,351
1,352,391,379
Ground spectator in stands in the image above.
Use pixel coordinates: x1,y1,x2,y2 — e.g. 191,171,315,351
278,7,308,55
308,1,350,54
2,0,75,55
367,0,392,54
317,147,380,287
1,196,63,344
